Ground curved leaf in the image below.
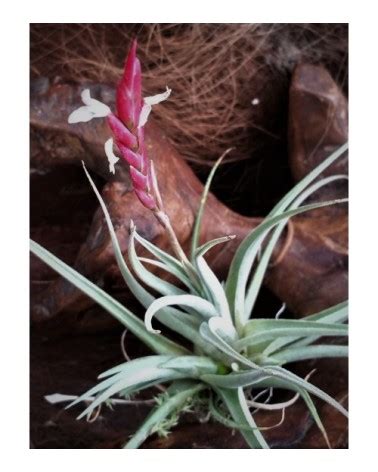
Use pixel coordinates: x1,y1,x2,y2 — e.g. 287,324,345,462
69,356,173,406
236,319,348,351
158,356,218,376
129,222,186,297
77,366,188,420
195,235,236,259
210,394,285,431
145,294,219,333
225,198,348,332
201,370,271,389
191,151,229,260
203,366,348,419
138,257,194,291
225,142,348,330
263,301,348,356
268,143,348,216
133,230,192,284
244,175,348,318
199,319,256,369
263,366,348,418
216,387,269,448
195,255,232,323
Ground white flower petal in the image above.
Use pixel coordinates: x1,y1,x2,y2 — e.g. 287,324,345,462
104,138,120,174
138,86,172,128
68,106,96,124
144,86,172,106
68,88,111,124
88,97,111,117
81,88,92,105
138,103,152,128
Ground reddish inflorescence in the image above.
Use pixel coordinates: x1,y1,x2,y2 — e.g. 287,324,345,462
107,40,157,211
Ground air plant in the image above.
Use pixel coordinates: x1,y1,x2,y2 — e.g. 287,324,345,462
30,40,348,449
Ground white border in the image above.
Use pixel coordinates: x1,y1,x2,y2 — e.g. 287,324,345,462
1,0,377,469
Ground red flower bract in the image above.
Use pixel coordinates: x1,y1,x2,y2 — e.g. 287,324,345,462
107,40,157,211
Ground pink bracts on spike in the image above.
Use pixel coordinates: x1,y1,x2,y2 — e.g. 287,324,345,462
107,40,157,211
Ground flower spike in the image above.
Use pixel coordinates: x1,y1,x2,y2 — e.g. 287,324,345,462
68,40,172,215
108,40,158,212
116,39,142,132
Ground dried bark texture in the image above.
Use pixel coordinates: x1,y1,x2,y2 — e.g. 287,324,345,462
289,64,348,181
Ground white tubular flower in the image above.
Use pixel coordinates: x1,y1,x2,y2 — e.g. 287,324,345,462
68,89,111,124
138,86,172,128
104,138,120,174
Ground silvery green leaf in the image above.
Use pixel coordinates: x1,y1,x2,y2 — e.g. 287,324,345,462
69,356,173,407
225,198,348,332
77,366,188,420
210,394,286,430
201,369,272,389
236,319,348,350
244,175,348,318
129,222,186,297
133,230,192,287
199,320,259,370
158,356,218,376
264,366,348,418
191,151,229,260
195,255,232,324
138,257,194,291
33,165,196,354
215,387,269,448
81,163,156,311
225,143,348,330
195,235,236,259
270,345,348,364
145,294,219,333
268,143,348,217
300,390,331,448
203,365,348,419
304,300,348,323
263,301,348,356
97,355,171,380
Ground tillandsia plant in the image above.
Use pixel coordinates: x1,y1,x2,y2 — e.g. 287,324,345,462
30,40,349,449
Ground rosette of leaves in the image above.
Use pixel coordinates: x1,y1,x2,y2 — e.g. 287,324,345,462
30,143,348,449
